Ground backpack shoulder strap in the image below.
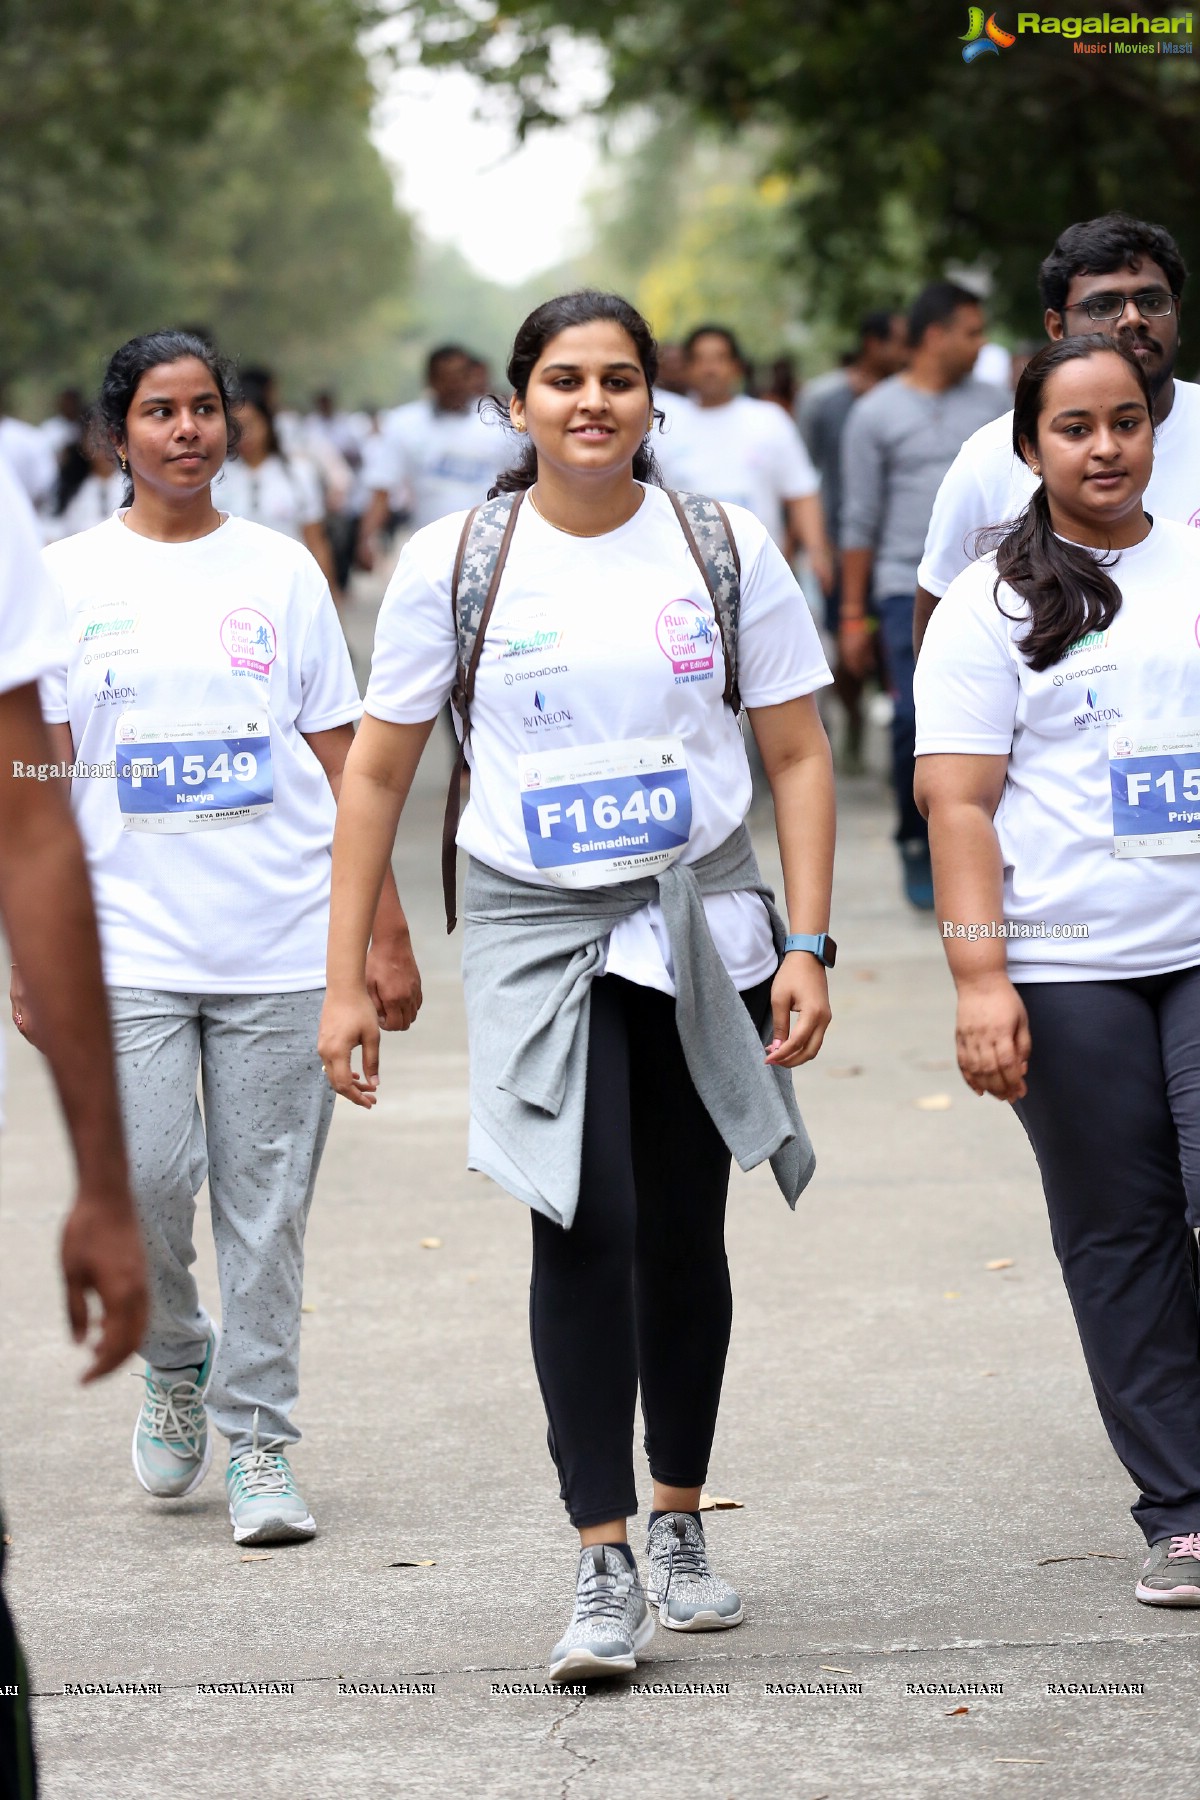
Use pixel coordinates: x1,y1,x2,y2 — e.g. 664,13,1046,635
666,489,742,712
442,489,524,933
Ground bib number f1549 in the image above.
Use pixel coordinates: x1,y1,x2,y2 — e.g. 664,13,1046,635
1109,718,1200,858
115,711,273,834
518,738,692,887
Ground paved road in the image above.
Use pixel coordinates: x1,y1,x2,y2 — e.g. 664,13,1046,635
1,583,1197,1798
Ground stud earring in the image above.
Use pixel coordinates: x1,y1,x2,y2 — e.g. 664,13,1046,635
514,422,527,435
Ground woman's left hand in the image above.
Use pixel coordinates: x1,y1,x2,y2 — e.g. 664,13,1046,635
366,930,423,1032
764,953,831,1068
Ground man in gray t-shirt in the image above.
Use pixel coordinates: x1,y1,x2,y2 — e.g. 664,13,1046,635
839,282,1008,907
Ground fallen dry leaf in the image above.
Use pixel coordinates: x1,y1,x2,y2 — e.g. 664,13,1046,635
465,1273,478,1284
2,1534,11,1546
943,1291,960,1300
945,1706,969,1716
916,1093,952,1111
979,1370,998,1378
853,969,877,982
698,1493,744,1511
827,1065,863,1079
986,1258,1015,1271
240,1552,273,1563
819,1666,853,1675
420,1238,442,1250
389,1559,437,1568
301,1303,317,1314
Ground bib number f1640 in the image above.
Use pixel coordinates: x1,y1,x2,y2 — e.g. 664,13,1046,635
518,737,692,887
1109,718,1200,858
115,710,273,833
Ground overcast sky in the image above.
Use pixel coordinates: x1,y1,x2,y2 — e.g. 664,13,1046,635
372,51,607,287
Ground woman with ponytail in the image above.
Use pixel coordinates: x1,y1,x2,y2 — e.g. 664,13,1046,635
915,335,1200,1609
321,291,836,1678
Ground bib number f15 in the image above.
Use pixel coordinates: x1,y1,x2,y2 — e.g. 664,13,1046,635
115,710,273,834
1109,718,1200,858
518,737,692,887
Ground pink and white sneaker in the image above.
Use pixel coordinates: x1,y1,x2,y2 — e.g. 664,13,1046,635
1136,1533,1200,1606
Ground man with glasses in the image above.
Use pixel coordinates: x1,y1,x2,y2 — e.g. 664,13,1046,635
914,214,1197,651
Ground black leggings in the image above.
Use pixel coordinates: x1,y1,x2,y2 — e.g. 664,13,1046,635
529,972,772,1529
1014,966,1200,1544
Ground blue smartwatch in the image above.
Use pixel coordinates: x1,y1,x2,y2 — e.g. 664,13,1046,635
782,932,837,968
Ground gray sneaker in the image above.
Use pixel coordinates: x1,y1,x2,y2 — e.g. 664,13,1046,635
548,1545,655,1682
131,1327,218,1499
1136,1533,1200,1606
645,1512,744,1631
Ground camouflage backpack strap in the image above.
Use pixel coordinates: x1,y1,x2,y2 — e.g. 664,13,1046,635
666,489,742,712
441,489,525,932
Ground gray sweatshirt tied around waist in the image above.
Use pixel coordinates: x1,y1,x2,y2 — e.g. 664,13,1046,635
461,823,816,1229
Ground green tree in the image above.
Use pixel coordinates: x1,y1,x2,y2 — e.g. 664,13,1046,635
0,0,414,396
396,0,1200,334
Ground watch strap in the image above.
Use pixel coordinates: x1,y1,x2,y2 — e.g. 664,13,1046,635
782,932,837,968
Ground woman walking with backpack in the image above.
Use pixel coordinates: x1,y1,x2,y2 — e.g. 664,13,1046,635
320,292,836,1678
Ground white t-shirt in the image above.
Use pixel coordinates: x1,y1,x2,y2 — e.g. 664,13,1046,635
366,483,831,995
362,398,505,531
0,461,70,1123
42,473,126,543
0,416,58,510
915,519,1200,982
212,454,324,541
917,378,1200,597
39,515,361,993
653,394,820,547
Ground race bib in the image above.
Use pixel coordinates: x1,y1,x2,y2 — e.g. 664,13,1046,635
518,738,692,887
115,710,273,834
1109,718,1200,858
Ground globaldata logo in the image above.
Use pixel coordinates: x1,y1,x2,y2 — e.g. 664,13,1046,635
961,7,1015,58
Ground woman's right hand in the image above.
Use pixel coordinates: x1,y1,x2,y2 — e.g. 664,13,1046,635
954,972,1031,1102
318,986,382,1108
10,963,36,1048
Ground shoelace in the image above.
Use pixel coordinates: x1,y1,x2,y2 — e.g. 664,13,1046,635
1167,1533,1200,1561
132,1368,206,1461
657,1521,709,1599
228,1410,294,1500
575,1551,636,1626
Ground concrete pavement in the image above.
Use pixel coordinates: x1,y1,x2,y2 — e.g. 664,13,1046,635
1,583,1198,1798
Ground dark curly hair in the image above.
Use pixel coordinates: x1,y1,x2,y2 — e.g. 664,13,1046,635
487,291,663,497
1038,214,1187,316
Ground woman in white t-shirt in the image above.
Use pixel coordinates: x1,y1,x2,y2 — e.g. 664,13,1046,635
915,335,1200,1610
320,291,836,1679
215,377,341,599
15,329,420,1547
43,439,125,542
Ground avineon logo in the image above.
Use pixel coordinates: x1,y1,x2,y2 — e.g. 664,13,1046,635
522,691,572,732
94,668,136,706
1073,687,1122,730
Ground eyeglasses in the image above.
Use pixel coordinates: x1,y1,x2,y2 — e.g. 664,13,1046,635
1063,289,1178,323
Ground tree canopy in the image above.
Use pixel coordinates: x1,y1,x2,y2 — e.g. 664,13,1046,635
397,0,1200,334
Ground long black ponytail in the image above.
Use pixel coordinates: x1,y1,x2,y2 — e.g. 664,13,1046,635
977,336,1154,671
486,290,664,498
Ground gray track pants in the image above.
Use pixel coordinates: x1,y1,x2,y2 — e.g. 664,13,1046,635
108,987,334,1455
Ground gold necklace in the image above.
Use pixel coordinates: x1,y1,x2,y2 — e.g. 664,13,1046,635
528,486,641,538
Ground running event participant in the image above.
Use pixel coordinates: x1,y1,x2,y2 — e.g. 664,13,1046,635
320,291,835,1679
356,344,504,558
915,336,1200,1608
214,376,340,598
914,213,1199,651
1,458,147,1800
654,324,835,595
27,329,419,1546
43,439,124,543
